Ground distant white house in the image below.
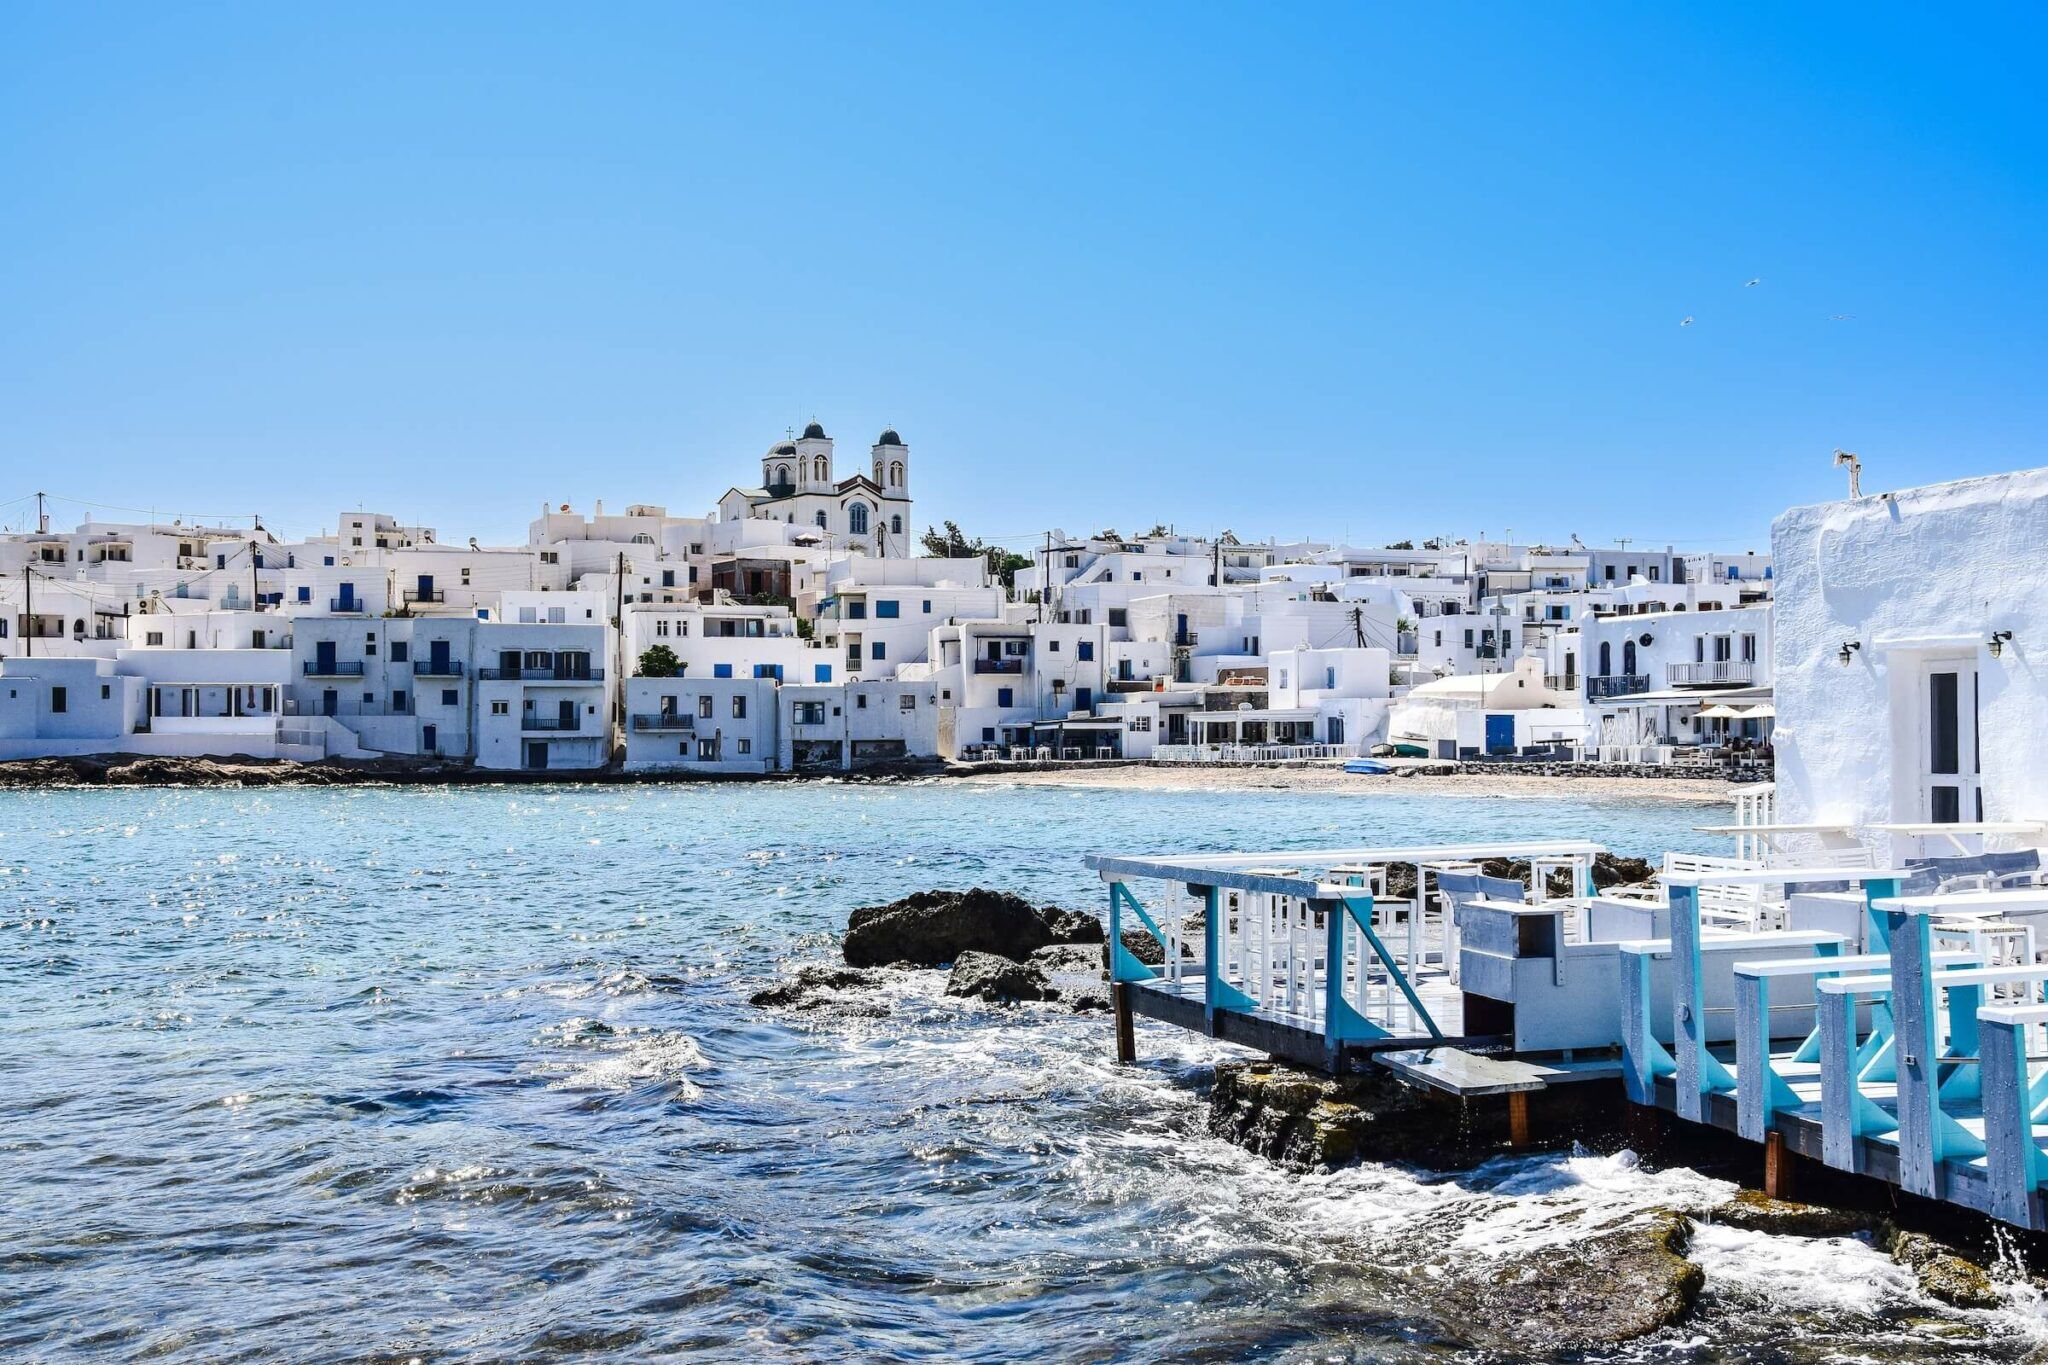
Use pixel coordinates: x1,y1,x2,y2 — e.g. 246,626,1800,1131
1385,655,1589,759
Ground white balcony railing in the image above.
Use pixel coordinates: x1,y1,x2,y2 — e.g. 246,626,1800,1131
1668,660,1757,686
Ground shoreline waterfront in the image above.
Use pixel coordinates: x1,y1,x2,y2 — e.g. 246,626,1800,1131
957,762,1739,805
0,752,1739,803
10,782,2047,1360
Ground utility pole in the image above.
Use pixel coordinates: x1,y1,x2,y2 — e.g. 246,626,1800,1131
249,540,261,613
1351,606,1365,649
35,491,48,535
22,565,32,657
1833,449,1862,499
612,550,627,741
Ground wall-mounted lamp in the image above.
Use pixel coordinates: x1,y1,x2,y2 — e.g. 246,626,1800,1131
1990,630,2014,659
1837,641,1862,666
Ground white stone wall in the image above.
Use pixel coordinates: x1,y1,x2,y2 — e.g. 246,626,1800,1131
1771,468,2048,845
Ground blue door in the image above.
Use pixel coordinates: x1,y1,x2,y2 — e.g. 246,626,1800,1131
417,574,434,601
1484,714,1516,755
315,641,336,673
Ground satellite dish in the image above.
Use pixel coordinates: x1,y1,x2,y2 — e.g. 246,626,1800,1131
1638,632,1654,647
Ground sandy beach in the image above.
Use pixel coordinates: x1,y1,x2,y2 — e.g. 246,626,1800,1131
955,762,1741,806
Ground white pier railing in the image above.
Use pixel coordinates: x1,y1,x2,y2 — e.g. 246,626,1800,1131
1151,742,1361,765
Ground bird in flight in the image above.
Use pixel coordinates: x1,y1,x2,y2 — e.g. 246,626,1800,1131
1745,278,1761,287
1829,313,1854,321
1680,316,1695,327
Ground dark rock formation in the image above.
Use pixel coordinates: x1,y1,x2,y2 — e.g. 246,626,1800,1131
1028,944,1110,1013
944,951,1058,1004
1425,1211,1703,1353
842,888,1101,968
1707,1190,1882,1238
1208,1061,1469,1171
1027,944,1104,975
1476,851,1659,897
1889,1228,2001,1308
750,965,873,1007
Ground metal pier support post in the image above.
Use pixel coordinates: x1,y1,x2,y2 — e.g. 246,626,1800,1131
1113,982,1136,1064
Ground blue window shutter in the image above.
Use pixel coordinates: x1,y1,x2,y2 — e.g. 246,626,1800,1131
814,664,832,683
876,600,899,619
872,642,886,660
714,664,733,679
998,687,1013,707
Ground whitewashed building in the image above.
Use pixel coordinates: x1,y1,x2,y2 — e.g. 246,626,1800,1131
1771,467,2048,854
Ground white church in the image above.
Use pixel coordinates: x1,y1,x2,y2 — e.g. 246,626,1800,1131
716,421,915,557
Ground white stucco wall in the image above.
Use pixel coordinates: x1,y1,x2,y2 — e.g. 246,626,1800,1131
1771,467,2048,843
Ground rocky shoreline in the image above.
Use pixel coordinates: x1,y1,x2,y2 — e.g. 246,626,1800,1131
748,886,2028,1354
0,752,949,788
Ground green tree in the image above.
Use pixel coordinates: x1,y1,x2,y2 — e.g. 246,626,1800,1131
920,520,1033,587
1386,539,1414,550
637,644,681,678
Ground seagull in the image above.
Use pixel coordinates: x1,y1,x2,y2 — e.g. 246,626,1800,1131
1745,278,1761,287
1829,313,1854,321
1680,316,1695,327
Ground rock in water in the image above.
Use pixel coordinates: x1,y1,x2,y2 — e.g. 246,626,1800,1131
1889,1229,2001,1308
944,951,1057,1004
1428,1211,1703,1352
1708,1190,1881,1238
842,888,1102,967
749,965,890,1017
1028,944,1110,1013
1208,1061,1471,1170
1027,944,1105,975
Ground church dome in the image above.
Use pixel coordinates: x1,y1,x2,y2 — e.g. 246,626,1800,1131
801,421,827,439
876,429,903,446
767,441,797,456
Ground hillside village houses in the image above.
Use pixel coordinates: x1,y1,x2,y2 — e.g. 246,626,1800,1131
0,422,1780,772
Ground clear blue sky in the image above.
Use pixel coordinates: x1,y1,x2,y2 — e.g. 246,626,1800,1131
3,4,2043,551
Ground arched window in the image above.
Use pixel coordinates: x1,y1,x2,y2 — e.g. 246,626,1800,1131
814,457,827,481
890,515,903,535
815,511,827,528
774,463,790,487
1622,641,1637,676
890,461,903,485
848,502,870,535
1598,641,1611,676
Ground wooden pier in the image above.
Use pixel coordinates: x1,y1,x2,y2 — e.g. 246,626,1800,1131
1090,842,2048,1233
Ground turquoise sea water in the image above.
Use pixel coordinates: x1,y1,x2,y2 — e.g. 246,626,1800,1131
3,782,2043,1361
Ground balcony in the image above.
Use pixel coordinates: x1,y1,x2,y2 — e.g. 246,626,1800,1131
302,660,366,677
1107,677,1156,693
329,597,365,613
413,659,465,677
1667,660,1757,687
630,713,696,732
1174,631,1199,648
521,715,582,732
1587,674,1652,700
477,667,605,682
973,658,1024,674
401,589,445,605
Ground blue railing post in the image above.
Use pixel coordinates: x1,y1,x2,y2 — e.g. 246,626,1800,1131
1621,945,1676,1106
1670,882,1735,1122
1981,1007,2044,1227
1890,907,1985,1199
1200,885,1255,1034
